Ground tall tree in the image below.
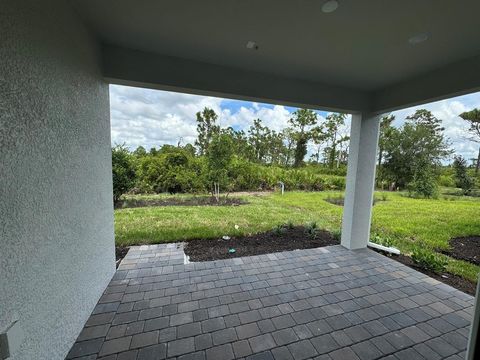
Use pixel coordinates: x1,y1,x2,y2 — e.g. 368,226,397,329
453,155,475,195
221,127,252,160
376,114,395,185
195,107,220,155
383,109,451,188
133,146,147,157
322,113,349,168
248,119,270,163
289,109,318,167
378,114,395,168
281,127,296,166
267,130,287,164
407,109,446,134
459,108,480,174
206,133,234,200
310,125,327,163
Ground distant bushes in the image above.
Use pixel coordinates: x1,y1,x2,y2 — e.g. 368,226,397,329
113,145,346,196
135,147,207,194
112,145,136,202
438,174,455,188
257,166,345,191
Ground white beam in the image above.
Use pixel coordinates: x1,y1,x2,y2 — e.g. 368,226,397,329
341,113,381,250
102,44,370,113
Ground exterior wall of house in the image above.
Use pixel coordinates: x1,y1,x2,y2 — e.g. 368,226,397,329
0,1,115,359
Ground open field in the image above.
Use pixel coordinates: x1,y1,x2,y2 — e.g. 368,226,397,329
115,191,480,282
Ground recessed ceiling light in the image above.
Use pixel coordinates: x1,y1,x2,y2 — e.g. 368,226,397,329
408,33,429,45
322,0,339,13
246,41,259,50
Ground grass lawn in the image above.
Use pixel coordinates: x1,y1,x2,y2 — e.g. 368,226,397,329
115,191,480,282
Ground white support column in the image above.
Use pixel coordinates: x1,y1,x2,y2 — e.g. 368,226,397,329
341,112,381,250
467,274,480,359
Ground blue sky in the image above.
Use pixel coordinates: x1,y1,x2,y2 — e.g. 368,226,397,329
110,85,480,163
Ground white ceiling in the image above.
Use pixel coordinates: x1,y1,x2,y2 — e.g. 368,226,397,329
70,0,480,112
71,0,480,91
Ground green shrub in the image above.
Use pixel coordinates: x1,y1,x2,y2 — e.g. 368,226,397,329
272,224,287,236
453,156,475,195
305,221,319,238
331,229,341,241
123,144,348,194
411,248,447,273
112,145,136,203
438,174,455,188
136,147,207,194
370,234,394,248
285,220,295,229
257,166,345,192
407,166,439,199
227,157,262,191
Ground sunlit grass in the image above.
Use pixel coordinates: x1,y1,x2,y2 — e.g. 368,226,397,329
115,191,480,282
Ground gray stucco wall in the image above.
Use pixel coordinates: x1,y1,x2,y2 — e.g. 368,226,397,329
0,1,115,359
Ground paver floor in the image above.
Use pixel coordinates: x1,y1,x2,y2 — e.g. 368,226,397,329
67,244,474,360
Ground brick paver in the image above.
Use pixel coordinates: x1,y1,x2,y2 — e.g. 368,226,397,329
67,244,474,359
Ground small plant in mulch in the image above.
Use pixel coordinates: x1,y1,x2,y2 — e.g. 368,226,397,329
411,247,448,273
272,224,287,236
305,221,319,238
370,234,395,248
285,220,295,230
331,229,342,242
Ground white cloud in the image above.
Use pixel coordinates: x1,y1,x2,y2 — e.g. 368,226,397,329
109,85,307,150
110,84,480,163
219,105,295,132
110,85,222,149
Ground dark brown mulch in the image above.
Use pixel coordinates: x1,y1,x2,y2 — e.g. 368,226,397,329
441,236,480,266
184,226,339,262
372,249,476,295
115,246,129,268
115,196,247,209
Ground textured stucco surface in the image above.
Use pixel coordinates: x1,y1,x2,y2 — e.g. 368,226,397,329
0,1,115,359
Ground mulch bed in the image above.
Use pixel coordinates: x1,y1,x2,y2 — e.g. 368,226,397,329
184,226,339,262
115,247,129,268
371,249,477,295
115,196,247,209
441,236,480,266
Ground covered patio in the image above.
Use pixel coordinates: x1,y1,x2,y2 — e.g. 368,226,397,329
68,245,473,359
2,0,480,359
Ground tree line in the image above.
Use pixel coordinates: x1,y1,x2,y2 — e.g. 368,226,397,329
112,106,479,202
377,109,479,197
194,108,349,168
